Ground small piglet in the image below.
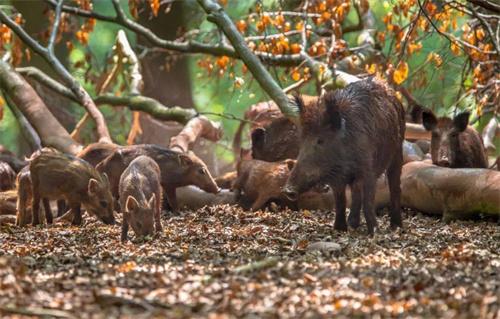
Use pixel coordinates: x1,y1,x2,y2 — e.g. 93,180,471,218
422,110,488,168
119,155,162,242
232,158,296,211
28,148,115,226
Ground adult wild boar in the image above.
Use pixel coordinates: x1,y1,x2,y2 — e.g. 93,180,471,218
422,110,488,168
283,79,405,235
119,156,162,242
97,145,219,211
77,142,119,167
28,149,115,226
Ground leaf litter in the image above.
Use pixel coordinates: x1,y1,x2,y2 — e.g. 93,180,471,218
0,206,498,318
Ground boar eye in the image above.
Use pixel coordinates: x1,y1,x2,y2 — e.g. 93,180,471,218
199,168,206,175
100,201,108,208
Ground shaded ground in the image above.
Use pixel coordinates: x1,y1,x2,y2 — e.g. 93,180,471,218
0,207,498,318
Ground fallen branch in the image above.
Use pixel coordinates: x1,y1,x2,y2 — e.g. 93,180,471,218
234,256,279,274
400,161,500,221
0,306,76,319
3,93,42,152
169,116,223,152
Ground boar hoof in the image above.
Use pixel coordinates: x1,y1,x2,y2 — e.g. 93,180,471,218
72,217,83,226
333,221,348,232
347,215,360,229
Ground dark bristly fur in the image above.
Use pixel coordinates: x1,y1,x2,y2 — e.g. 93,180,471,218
0,161,16,191
422,110,488,168
284,78,405,235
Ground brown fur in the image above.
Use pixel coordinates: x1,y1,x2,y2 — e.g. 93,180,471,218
233,158,296,211
422,110,488,168
97,144,219,212
119,156,162,242
77,143,119,167
284,78,405,235
27,148,115,226
215,171,237,189
0,161,16,191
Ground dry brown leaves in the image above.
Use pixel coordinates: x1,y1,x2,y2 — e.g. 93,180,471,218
0,207,498,318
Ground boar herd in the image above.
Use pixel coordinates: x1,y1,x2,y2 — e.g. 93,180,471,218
0,78,494,240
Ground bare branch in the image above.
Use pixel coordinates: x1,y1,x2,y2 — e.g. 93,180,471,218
197,0,299,119
0,8,112,143
47,0,63,52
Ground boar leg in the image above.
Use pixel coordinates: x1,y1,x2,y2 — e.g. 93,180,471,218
16,185,29,227
251,195,269,211
56,200,67,217
362,177,378,235
387,158,403,229
165,187,178,212
155,194,162,233
42,198,53,224
31,191,41,226
71,204,83,226
333,187,347,231
347,183,363,229
121,217,129,242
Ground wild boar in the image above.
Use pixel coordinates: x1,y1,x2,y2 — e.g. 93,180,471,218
233,158,297,211
0,146,26,173
251,117,300,162
0,162,16,191
28,149,115,226
96,144,219,211
119,155,162,242
77,142,119,167
215,171,237,189
422,110,488,168
283,78,405,235
16,166,53,226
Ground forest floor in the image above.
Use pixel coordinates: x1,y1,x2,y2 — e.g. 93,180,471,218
0,206,498,319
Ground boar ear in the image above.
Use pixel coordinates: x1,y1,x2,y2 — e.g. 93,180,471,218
251,128,266,147
178,153,193,167
422,110,437,131
148,193,156,209
285,159,296,170
453,111,469,132
125,195,139,212
88,178,100,195
323,93,343,130
291,93,306,114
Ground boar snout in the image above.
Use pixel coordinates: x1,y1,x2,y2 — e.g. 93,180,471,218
282,186,299,201
101,213,116,225
438,157,450,167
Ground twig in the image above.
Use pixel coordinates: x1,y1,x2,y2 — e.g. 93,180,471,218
0,305,76,319
47,0,63,52
234,256,279,273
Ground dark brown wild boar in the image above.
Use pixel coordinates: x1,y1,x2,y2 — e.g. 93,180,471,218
422,110,488,168
119,155,162,242
96,145,219,211
28,149,115,226
233,158,297,211
77,142,119,167
0,162,16,191
251,117,300,162
283,78,405,235
215,171,237,189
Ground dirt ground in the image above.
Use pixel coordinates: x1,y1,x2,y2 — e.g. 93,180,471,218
0,206,498,318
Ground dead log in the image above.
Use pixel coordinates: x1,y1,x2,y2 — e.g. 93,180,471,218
169,116,222,152
482,117,498,155
400,161,500,221
176,186,237,210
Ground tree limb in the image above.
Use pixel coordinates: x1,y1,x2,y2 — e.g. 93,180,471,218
0,60,81,154
169,116,223,152
482,116,498,154
2,93,41,152
197,0,299,120
0,8,112,144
